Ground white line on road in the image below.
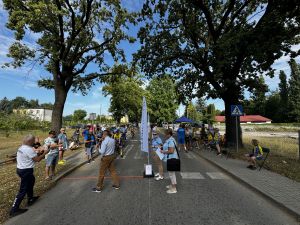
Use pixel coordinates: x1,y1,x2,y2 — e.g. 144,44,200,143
121,145,134,159
134,149,144,159
180,172,205,179
206,172,228,179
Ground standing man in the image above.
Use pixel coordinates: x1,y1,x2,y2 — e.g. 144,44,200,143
84,129,96,163
10,134,49,217
44,131,59,180
58,128,68,165
92,130,120,193
177,124,187,152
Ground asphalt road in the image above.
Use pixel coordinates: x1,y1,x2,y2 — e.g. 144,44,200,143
5,135,299,225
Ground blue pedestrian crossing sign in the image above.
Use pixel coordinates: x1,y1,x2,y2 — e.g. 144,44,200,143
231,105,243,116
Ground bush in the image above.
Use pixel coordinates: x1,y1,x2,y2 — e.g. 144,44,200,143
0,113,48,136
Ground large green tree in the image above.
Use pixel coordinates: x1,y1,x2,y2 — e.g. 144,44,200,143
102,75,145,123
278,70,289,121
288,59,300,122
136,0,300,146
146,76,178,124
3,0,135,132
73,109,87,122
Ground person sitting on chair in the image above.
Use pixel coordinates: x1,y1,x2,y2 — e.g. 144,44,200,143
245,139,263,170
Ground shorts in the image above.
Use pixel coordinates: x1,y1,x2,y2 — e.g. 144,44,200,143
178,137,185,145
46,153,59,167
85,147,93,156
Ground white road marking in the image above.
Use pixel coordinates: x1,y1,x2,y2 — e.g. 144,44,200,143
121,145,134,159
206,172,228,179
180,172,205,179
134,149,144,159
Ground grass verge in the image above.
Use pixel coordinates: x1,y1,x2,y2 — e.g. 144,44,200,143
228,136,300,182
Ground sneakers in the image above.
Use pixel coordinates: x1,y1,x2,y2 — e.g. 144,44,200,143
155,176,164,181
166,185,171,189
112,185,120,190
217,153,222,156
58,160,66,165
166,189,177,194
92,187,102,193
9,208,28,217
27,196,40,206
154,173,160,177
247,165,254,169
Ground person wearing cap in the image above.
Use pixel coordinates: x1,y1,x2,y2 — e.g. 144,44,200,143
151,132,163,180
10,134,49,217
44,131,60,180
57,128,68,165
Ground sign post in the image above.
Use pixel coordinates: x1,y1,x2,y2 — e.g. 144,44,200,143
231,105,243,152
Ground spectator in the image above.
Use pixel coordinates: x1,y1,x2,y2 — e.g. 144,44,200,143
92,130,120,192
84,129,96,163
151,132,163,180
9,134,49,217
161,129,178,194
44,131,59,180
72,128,80,146
58,128,68,165
177,124,186,152
245,139,263,170
213,128,222,156
82,125,90,137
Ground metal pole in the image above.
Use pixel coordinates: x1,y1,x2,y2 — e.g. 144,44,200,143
236,116,238,152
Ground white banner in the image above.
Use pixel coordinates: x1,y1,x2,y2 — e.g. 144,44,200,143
141,97,149,152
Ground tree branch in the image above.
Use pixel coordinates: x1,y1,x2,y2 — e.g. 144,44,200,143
191,0,216,41
216,0,236,36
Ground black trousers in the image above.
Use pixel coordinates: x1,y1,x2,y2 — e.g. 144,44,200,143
11,168,35,211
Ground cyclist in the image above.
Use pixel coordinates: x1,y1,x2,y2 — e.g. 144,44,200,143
113,129,123,157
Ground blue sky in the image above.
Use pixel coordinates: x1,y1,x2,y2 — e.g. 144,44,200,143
0,0,299,117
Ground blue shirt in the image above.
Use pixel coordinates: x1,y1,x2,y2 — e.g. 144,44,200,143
99,136,115,156
177,128,185,139
151,137,162,149
84,134,96,147
163,137,178,161
58,133,68,149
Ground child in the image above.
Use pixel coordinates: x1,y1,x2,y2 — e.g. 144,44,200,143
245,139,263,170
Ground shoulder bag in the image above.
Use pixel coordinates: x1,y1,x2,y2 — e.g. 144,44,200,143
167,141,181,171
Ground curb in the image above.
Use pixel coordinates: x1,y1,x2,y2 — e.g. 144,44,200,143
53,153,99,183
193,150,300,221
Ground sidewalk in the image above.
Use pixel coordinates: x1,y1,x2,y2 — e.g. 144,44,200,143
195,149,300,219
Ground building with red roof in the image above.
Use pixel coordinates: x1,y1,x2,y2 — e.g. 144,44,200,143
215,115,272,124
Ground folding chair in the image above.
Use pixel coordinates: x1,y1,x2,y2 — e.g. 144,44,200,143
257,147,270,171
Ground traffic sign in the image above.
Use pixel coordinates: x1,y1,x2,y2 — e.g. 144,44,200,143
231,105,243,116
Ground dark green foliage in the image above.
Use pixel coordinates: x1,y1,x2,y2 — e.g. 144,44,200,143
136,0,300,145
288,59,300,122
3,0,136,131
73,109,87,122
147,76,178,123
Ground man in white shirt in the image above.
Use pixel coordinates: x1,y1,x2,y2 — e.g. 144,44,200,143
92,130,120,193
10,134,49,217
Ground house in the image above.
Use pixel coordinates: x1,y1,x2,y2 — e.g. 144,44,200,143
13,108,52,122
215,115,272,124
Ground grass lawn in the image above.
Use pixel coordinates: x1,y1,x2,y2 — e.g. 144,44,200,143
228,136,300,182
0,129,83,224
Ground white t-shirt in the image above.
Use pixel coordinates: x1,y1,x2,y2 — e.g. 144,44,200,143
17,145,37,169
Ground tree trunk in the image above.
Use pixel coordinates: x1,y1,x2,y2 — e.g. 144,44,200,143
51,83,68,133
223,96,243,148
